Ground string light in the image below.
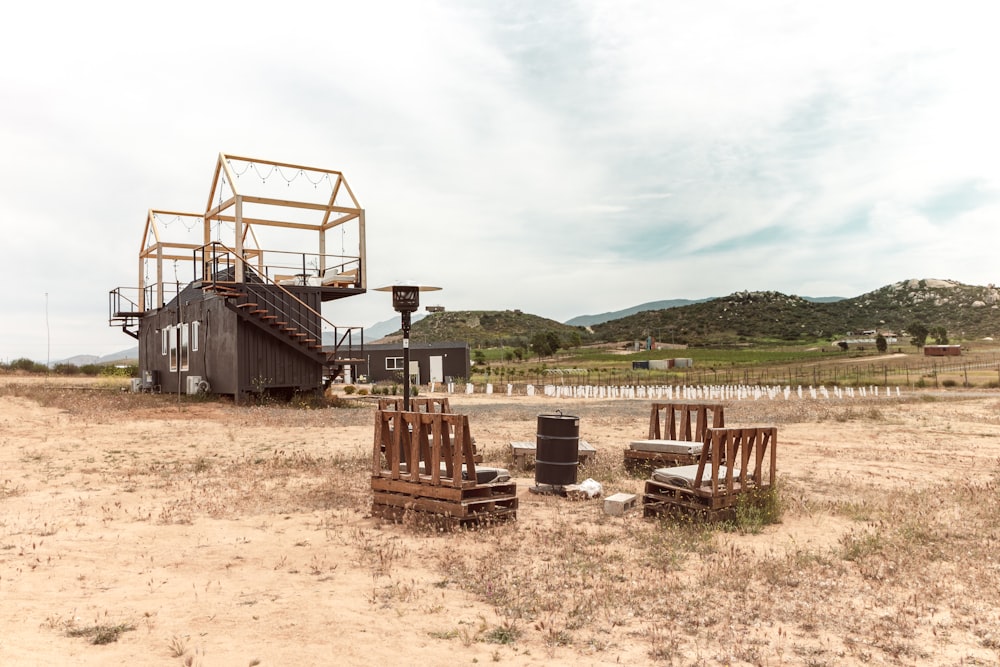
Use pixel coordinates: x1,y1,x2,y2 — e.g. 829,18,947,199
225,159,335,190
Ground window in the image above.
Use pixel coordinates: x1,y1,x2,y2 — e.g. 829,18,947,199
168,325,178,372
161,328,168,355
191,321,200,352
180,324,190,371
385,357,403,371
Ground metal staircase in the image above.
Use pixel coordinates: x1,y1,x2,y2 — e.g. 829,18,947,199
198,252,364,376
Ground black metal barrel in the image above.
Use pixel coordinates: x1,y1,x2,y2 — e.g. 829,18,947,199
535,413,580,486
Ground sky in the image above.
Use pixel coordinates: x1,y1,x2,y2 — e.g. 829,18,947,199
2,1,998,363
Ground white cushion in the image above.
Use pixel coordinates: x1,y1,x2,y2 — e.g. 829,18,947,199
651,464,738,489
629,439,702,456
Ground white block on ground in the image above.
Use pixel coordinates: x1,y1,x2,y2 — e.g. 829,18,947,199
603,492,638,516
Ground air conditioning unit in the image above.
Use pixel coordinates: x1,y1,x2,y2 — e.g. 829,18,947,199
186,376,202,395
130,378,143,393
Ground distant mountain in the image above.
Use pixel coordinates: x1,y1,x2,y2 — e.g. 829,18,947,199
565,299,710,327
51,348,137,367
100,347,138,363
319,313,428,347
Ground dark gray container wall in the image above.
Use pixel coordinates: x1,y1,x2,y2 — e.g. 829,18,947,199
138,287,325,398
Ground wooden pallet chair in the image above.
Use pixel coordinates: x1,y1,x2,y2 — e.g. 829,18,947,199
623,401,725,471
370,409,516,527
642,425,777,522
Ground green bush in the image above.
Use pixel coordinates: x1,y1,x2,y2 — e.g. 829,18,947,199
941,379,957,388
357,388,369,396
343,385,357,395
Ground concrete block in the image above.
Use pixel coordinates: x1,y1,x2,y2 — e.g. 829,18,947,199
603,492,638,516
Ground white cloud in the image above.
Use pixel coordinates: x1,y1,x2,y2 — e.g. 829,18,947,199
3,0,1000,361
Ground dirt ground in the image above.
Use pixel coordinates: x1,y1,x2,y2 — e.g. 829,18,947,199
2,375,1000,666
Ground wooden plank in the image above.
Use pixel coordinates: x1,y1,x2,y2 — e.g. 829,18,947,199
240,195,361,214
372,491,517,517
370,476,503,501
222,153,346,177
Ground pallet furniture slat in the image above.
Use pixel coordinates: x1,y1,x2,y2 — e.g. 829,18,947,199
642,425,777,521
371,409,515,526
626,402,726,472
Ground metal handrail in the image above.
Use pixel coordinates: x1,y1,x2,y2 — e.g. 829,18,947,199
194,242,363,361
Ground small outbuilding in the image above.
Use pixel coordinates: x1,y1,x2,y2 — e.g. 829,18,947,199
924,345,962,357
358,342,470,385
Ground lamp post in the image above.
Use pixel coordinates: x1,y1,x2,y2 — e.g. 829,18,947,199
375,282,441,411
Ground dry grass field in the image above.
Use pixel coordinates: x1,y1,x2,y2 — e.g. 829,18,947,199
2,374,1000,666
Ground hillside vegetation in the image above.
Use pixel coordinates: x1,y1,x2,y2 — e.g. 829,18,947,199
404,309,586,347
401,278,1000,347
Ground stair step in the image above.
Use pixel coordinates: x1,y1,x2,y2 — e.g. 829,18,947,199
250,310,267,315
236,303,259,309
261,315,277,321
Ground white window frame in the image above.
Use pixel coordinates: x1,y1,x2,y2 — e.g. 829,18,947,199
191,320,200,352
385,356,404,371
168,325,178,372
180,323,190,372
161,328,168,355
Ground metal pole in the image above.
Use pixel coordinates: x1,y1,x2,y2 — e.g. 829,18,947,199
401,310,411,411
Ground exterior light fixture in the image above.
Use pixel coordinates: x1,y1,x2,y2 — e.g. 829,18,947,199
375,281,441,410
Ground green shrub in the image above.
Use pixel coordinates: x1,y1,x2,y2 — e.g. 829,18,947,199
343,385,357,395
941,379,957,388
357,388,369,396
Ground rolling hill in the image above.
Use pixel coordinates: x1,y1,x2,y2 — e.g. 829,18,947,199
398,278,999,348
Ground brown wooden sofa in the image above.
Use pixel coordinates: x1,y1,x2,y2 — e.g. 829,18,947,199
642,425,777,522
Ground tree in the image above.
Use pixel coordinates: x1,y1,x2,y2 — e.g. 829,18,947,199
907,321,929,348
875,334,888,353
473,349,486,366
530,332,553,359
931,326,949,345
545,331,561,356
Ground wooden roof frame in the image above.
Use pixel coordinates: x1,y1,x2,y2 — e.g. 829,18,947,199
136,154,367,312
203,153,366,286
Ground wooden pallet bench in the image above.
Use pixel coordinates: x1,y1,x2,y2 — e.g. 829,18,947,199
371,409,516,528
623,401,725,472
642,425,777,522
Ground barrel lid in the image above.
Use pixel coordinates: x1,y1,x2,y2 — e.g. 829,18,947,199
537,413,579,420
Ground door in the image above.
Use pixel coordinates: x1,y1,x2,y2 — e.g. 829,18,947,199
429,355,443,383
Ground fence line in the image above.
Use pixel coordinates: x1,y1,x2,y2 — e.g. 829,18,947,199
430,382,904,401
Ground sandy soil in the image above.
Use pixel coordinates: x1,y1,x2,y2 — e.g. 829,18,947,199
2,376,1000,665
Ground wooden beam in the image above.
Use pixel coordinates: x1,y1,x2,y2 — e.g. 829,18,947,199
204,195,237,220
320,211,359,231
239,195,361,214
212,214,324,232
221,153,345,177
